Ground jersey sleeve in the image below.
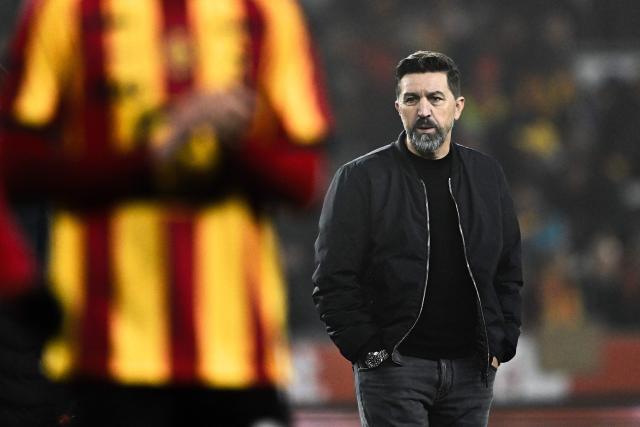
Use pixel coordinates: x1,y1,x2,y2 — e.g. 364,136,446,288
3,0,77,128
253,0,332,146
0,0,154,204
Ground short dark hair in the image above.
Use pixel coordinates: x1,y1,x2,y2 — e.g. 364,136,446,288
395,51,461,98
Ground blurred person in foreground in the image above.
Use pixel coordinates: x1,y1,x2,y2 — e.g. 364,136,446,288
313,51,522,426
0,0,331,426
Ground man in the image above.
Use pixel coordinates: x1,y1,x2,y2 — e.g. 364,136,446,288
1,0,330,426
313,51,522,426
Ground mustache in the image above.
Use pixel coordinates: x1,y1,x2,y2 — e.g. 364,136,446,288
414,117,438,129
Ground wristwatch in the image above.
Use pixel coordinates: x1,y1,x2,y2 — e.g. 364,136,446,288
363,349,389,368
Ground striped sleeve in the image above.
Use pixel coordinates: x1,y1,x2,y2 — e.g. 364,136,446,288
4,0,77,127
235,0,332,205
252,0,331,145
0,0,155,203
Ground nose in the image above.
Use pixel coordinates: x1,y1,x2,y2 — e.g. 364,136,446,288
417,97,431,117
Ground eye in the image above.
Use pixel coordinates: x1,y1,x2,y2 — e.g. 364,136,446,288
430,95,445,104
403,96,418,105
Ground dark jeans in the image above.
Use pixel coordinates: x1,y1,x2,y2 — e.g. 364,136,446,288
354,354,496,426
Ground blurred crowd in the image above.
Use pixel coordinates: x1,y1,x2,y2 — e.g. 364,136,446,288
294,0,640,333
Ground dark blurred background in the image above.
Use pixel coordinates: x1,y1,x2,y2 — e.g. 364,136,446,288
2,0,640,410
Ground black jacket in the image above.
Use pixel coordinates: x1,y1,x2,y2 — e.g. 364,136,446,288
313,133,523,372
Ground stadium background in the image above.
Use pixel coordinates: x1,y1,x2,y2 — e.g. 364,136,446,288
2,0,640,425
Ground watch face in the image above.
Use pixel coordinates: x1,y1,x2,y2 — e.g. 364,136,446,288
364,350,388,368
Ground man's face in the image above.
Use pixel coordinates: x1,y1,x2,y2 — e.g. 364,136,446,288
395,72,465,158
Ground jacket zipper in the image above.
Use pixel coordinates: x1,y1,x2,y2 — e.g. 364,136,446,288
448,178,491,381
392,180,430,360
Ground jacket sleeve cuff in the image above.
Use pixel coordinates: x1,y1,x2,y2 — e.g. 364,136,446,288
356,335,385,362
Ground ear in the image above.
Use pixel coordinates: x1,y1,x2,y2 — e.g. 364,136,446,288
395,99,400,113
454,96,465,120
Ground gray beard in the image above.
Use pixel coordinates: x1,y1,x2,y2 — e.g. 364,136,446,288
409,128,446,157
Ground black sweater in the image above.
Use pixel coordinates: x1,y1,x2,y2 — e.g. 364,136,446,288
399,150,477,359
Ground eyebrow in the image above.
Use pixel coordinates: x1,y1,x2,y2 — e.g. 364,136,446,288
403,90,446,98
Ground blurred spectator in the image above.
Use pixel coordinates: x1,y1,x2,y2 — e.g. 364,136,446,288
540,252,584,328
582,232,628,327
0,1,330,426
620,233,640,328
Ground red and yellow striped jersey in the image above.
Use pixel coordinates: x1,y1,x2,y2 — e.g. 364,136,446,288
1,0,330,388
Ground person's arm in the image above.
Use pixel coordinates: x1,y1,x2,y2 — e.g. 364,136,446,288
142,0,332,206
239,0,332,206
312,164,380,362
493,166,524,363
149,95,328,208
0,0,155,204
0,127,153,204
238,135,327,207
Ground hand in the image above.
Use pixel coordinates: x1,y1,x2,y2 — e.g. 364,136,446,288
491,356,500,369
152,86,255,162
